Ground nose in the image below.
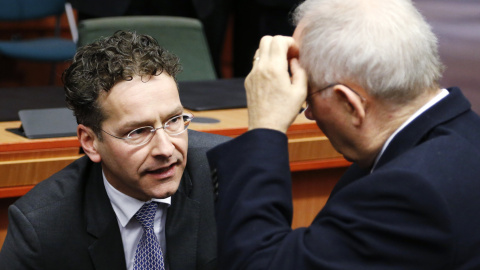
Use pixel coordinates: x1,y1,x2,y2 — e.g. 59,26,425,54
304,104,314,120
150,129,174,158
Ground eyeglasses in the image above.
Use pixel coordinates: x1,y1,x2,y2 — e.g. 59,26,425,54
301,83,366,113
307,83,366,102
101,113,194,146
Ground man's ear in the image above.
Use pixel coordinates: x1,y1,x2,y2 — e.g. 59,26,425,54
77,124,102,163
333,85,366,127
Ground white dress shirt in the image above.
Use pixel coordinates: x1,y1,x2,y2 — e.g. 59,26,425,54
103,172,171,270
371,88,449,172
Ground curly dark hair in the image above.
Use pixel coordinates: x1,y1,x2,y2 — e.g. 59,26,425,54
62,30,182,137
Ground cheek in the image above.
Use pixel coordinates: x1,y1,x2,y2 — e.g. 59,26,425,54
102,142,145,168
307,104,327,124
307,105,335,135
304,105,314,120
173,135,189,159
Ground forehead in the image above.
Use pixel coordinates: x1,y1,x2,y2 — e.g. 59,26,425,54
100,73,181,124
292,20,306,45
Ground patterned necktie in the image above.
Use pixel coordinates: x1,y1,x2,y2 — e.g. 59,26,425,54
133,201,166,270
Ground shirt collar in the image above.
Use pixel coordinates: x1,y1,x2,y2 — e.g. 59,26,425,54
371,88,449,172
102,171,171,227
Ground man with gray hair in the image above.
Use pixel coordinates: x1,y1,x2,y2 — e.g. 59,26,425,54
207,0,480,269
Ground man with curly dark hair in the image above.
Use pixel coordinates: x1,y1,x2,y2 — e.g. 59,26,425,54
0,31,227,270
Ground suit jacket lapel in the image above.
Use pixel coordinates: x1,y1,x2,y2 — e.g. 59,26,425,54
84,162,126,270
166,171,200,270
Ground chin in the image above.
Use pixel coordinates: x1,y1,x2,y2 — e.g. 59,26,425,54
151,181,181,199
342,156,352,163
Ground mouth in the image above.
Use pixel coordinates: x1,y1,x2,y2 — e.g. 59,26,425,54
145,162,177,179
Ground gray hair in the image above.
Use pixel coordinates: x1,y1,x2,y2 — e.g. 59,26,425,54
293,0,444,102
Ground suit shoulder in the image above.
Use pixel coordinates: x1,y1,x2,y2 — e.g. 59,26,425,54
188,130,230,149
13,156,94,213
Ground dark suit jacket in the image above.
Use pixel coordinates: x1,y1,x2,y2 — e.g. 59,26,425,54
0,130,229,270
208,87,480,269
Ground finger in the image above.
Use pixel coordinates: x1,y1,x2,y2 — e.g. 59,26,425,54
257,35,273,61
268,36,297,71
290,58,308,91
290,58,308,107
269,36,296,58
252,49,260,66
287,42,300,61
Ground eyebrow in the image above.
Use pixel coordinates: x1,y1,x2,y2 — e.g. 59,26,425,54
121,105,185,129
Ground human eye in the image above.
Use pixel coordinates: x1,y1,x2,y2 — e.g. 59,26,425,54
165,115,182,126
164,115,185,133
165,114,194,135
126,126,152,141
169,116,181,124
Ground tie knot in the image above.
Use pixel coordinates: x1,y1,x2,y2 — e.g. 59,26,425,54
135,202,158,229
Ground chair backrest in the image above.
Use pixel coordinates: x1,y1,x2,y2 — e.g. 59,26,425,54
0,0,66,20
78,16,217,82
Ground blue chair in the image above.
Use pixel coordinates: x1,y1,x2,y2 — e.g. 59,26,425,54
0,0,78,83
